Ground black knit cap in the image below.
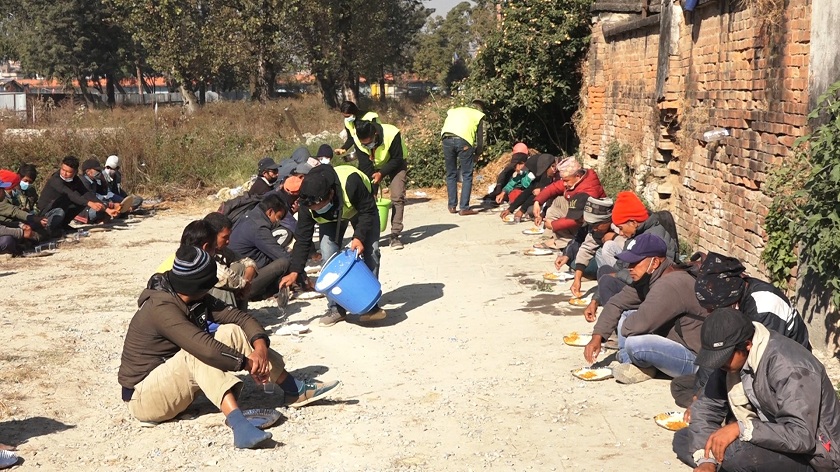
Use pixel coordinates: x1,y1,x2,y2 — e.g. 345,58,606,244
694,252,746,309
168,246,218,296
299,165,338,206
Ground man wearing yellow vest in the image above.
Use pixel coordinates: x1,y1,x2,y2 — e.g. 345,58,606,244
335,100,379,157
279,165,386,327
354,120,408,250
441,100,486,216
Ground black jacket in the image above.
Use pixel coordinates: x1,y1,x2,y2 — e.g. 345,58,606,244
248,177,274,197
37,172,98,215
355,123,407,179
228,206,290,269
289,171,377,273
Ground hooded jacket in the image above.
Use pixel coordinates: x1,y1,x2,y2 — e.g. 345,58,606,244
117,273,269,391
593,258,709,353
535,168,607,206
228,205,291,269
678,326,840,471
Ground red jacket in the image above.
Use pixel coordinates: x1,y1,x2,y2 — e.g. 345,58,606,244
537,169,607,232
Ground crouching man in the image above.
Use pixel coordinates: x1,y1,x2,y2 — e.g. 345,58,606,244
118,246,339,449
674,308,840,472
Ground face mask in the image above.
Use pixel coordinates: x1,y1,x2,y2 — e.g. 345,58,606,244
19,181,30,191
319,157,331,165
61,176,74,183
314,201,334,215
344,116,355,124
631,258,656,287
363,142,376,151
105,169,116,177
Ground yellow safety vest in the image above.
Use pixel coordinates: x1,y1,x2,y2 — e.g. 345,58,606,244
369,123,406,170
440,107,485,146
311,166,372,224
347,111,380,151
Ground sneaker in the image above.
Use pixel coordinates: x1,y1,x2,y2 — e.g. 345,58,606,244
390,235,404,250
319,309,346,327
612,363,657,384
285,380,341,408
359,307,387,322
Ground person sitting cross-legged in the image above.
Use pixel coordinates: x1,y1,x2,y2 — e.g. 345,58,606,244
119,245,340,449
673,308,840,472
583,233,709,384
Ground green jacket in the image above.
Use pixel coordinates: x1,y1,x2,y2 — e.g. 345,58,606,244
503,171,535,194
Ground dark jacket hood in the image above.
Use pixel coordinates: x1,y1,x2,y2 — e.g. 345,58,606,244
526,153,555,178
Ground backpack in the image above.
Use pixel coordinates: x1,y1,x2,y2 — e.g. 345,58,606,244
653,210,680,258
218,194,264,224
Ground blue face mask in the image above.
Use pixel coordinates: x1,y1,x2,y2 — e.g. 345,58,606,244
364,141,376,150
19,181,30,191
344,116,355,124
314,201,334,215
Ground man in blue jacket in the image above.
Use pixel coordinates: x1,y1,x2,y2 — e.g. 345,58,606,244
228,193,291,302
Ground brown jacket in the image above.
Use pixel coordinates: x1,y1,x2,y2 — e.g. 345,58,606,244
118,273,269,389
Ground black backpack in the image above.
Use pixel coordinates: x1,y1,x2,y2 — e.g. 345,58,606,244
218,194,264,224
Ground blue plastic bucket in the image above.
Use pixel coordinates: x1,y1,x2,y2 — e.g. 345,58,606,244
314,249,382,314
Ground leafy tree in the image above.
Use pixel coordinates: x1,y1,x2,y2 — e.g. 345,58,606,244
413,2,475,90
465,0,592,153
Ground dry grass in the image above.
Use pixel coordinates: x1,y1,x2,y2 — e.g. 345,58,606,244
740,0,785,26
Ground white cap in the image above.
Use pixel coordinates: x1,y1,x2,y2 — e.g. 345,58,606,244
105,155,120,168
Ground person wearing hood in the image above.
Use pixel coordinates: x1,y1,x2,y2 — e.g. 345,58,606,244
335,100,379,157
37,156,114,235
279,165,386,327
441,100,485,216
532,157,606,250
673,308,840,472
9,164,39,213
583,233,709,384
77,158,122,224
494,152,530,207
101,155,143,211
501,153,557,222
484,143,530,204
355,119,408,249
119,245,340,449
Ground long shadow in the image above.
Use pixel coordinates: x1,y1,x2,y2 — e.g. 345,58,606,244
396,224,458,246
361,282,445,328
0,417,74,446
0,272,15,277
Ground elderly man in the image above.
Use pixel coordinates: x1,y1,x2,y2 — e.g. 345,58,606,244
119,245,339,449
673,308,840,472
532,157,606,250
583,233,709,384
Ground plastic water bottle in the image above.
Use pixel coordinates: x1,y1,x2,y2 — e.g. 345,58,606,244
702,128,729,142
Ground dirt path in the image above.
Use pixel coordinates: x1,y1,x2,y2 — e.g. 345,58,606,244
0,197,835,471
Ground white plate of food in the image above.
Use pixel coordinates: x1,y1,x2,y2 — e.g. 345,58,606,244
568,297,592,306
522,226,545,235
544,271,574,281
224,408,282,430
563,332,593,347
524,248,553,256
571,367,613,381
294,291,325,300
654,411,688,431
502,214,516,223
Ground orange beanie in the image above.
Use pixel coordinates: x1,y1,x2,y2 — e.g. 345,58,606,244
611,191,649,225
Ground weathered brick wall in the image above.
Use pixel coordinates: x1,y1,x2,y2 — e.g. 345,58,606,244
581,0,811,276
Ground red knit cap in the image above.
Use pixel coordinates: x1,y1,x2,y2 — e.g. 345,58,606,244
0,169,21,190
612,191,649,225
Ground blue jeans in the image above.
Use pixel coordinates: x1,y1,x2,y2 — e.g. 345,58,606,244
617,310,698,378
318,219,381,314
443,136,476,211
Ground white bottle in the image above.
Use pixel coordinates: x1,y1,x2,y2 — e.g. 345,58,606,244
702,128,729,142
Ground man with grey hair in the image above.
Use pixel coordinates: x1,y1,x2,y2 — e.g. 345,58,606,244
532,157,606,251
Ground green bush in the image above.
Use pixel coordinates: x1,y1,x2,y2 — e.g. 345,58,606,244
597,141,633,199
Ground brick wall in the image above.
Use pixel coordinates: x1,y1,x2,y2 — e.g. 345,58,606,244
580,0,811,276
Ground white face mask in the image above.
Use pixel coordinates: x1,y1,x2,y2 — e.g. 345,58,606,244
344,116,355,124
319,157,331,165
61,176,74,183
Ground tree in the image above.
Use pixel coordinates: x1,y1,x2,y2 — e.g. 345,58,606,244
465,0,592,153
413,2,475,90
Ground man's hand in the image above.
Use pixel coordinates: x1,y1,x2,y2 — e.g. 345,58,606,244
89,201,105,212
372,172,382,185
349,238,364,256
514,210,524,220
247,339,271,383
584,300,599,322
554,255,569,270
279,272,299,288
704,422,740,463
21,224,33,239
500,209,511,220
532,188,541,196
584,335,603,364
243,266,257,283
334,148,346,155
693,464,716,472
495,192,505,204
106,208,120,218
570,278,583,298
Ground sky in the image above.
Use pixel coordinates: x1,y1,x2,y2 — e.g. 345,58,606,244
425,0,468,18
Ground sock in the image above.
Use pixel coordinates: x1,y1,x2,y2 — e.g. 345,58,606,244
279,375,305,395
226,409,272,449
